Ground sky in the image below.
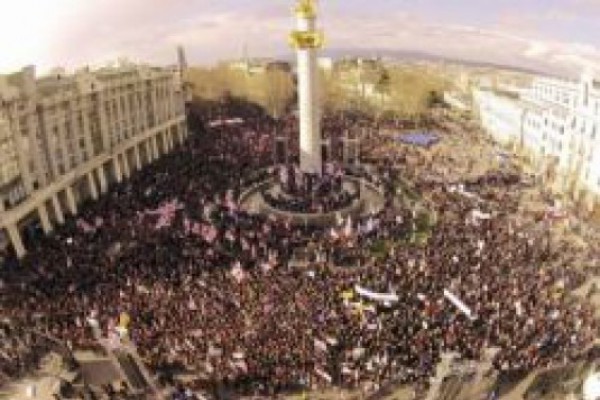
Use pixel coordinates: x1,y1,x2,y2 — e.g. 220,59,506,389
1,0,600,77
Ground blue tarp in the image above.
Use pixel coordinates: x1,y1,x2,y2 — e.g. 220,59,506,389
395,131,440,147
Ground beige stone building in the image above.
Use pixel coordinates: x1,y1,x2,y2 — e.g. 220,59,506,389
0,59,189,259
474,73,600,212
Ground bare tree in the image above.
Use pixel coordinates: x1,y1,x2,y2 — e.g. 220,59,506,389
185,61,448,124
261,69,295,119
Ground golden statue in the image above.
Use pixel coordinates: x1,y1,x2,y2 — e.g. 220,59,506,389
295,0,317,19
289,0,324,49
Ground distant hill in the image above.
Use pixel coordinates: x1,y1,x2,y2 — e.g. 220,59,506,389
279,48,546,75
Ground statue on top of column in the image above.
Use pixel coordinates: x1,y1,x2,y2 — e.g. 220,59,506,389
295,0,318,18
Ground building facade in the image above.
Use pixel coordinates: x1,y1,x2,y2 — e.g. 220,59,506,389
473,89,526,146
0,60,189,259
443,91,473,114
474,73,600,209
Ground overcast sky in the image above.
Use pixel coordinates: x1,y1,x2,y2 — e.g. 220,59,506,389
1,0,600,76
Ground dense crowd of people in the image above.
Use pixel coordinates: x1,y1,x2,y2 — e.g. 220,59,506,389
263,163,358,214
0,103,597,399
0,322,51,387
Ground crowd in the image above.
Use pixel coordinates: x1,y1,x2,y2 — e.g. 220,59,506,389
0,102,597,398
0,321,51,387
263,163,358,214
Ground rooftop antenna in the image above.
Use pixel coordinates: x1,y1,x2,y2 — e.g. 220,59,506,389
243,42,251,75
177,45,188,72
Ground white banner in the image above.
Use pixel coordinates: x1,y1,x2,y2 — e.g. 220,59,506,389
354,285,399,303
443,289,475,320
314,367,332,383
448,184,481,202
471,209,492,220
208,118,244,128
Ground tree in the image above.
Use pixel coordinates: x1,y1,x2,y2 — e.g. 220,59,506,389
185,66,233,101
185,64,294,119
384,67,449,125
260,69,295,119
320,69,349,114
185,61,449,124
374,69,391,113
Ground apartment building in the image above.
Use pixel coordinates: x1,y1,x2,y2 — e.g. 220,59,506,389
473,73,600,210
0,58,189,259
473,90,526,145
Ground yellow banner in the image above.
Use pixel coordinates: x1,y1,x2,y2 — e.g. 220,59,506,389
119,312,131,328
340,290,354,300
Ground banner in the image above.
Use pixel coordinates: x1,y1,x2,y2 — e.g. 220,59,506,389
366,323,378,331
471,209,492,221
354,285,399,303
119,312,130,329
341,364,354,375
448,184,481,202
314,367,332,383
207,345,222,358
443,289,475,320
141,199,184,230
340,290,354,301
208,117,244,128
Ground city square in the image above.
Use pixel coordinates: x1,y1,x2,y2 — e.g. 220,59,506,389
1,1,599,399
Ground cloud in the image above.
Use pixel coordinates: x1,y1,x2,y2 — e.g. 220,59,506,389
1,1,599,78
524,41,551,58
570,0,600,16
321,12,600,76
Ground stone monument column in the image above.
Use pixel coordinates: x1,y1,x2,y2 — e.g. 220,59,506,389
290,0,324,175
